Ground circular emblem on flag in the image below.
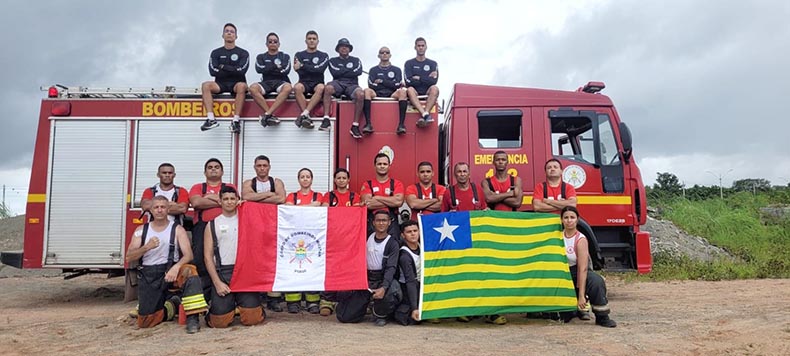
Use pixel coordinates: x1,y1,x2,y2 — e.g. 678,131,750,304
388,71,395,78
279,231,324,273
379,145,395,164
346,62,353,68
563,165,587,189
423,64,430,71
274,58,282,66
231,54,238,61
312,57,319,64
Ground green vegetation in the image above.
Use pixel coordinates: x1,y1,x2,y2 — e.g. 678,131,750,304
640,172,790,281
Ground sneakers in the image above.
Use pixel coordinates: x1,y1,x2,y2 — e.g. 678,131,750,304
186,314,200,334
456,316,471,323
595,315,617,328
287,302,300,314
349,125,363,139
485,314,508,325
200,119,219,131
424,113,435,125
229,120,241,134
396,125,406,135
416,117,426,128
267,300,283,313
295,115,303,128
318,117,331,131
307,303,320,314
374,318,387,327
259,114,280,127
299,114,315,129
426,318,441,324
128,304,139,319
362,123,374,134
319,300,335,316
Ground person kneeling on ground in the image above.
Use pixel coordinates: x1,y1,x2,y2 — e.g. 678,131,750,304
203,186,266,328
126,196,207,333
560,206,617,327
393,220,423,325
335,210,401,326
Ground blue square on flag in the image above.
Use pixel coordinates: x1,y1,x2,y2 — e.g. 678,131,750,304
420,212,472,252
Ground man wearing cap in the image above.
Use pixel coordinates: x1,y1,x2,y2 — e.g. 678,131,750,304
405,37,440,128
322,38,364,138
363,46,408,135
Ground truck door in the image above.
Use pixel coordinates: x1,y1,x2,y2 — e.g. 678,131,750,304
468,109,534,201
45,120,129,266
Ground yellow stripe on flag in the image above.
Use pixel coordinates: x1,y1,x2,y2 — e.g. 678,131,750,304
425,245,565,260
423,277,576,294
423,295,577,311
471,216,559,228
472,230,562,244
424,261,570,278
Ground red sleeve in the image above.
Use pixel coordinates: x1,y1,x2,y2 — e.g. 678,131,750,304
532,183,544,201
141,188,153,200
435,184,447,198
360,182,370,195
393,180,405,195
565,184,577,199
404,184,417,197
177,188,190,204
441,189,452,212
188,183,203,198
316,192,326,203
320,191,331,204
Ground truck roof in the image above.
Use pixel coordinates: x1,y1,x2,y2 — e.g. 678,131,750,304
449,83,614,108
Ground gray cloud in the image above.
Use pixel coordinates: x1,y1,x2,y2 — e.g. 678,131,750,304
493,1,790,160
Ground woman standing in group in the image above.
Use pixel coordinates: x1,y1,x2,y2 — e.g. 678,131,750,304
560,206,617,327
284,168,324,313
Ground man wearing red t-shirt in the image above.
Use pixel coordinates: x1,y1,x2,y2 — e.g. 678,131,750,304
322,168,360,207
188,158,237,297
481,151,523,211
441,162,487,212
140,163,190,224
405,161,445,220
360,153,404,239
532,158,577,213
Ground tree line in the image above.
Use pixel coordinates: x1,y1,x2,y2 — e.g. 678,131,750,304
647,172,790,202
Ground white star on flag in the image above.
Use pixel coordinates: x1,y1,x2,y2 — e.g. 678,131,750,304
433,218,459,243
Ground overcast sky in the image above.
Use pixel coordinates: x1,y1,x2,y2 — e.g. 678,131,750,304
0,0,787,214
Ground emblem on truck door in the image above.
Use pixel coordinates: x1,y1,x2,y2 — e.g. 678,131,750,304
563,165,586,188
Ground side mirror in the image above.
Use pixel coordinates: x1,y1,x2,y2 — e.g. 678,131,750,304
619,122,633,163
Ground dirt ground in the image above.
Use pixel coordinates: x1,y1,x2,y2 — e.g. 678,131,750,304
0,275,787,356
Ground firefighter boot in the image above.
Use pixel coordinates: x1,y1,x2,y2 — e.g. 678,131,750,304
186,314,200,334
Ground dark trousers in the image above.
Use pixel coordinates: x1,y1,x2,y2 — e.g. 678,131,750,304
570,267,609,308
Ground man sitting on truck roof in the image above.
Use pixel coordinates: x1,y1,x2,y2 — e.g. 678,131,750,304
405,161,445,220
293,30,329,130
361,153,405,241
404,37,439,128
363,46,408,135
532,158,577,213
125,196,207,333
200,23,249,134
322,38,364,137
481,151,523,211
188,158,237,300
249,32,292,129
140,163,190,225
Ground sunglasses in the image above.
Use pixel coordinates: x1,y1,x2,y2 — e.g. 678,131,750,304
379,51,390,54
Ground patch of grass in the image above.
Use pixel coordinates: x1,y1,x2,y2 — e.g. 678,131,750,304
642,192,790,280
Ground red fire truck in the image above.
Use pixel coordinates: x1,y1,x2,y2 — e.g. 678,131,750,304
1,81,650,287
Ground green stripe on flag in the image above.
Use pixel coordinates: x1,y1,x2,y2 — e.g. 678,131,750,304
420,210,577,319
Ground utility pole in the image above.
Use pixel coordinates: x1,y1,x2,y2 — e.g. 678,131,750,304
2,184,5,207
706,169,733,199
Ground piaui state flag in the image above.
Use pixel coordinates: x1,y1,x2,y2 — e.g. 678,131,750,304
230,203,368,292
419,210,577,319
